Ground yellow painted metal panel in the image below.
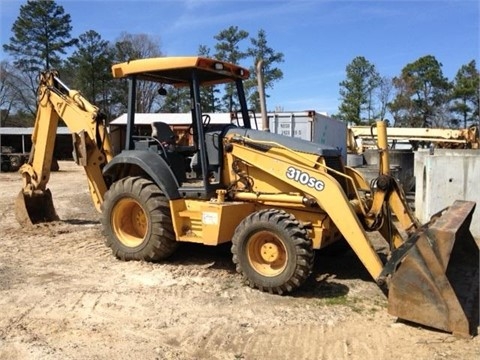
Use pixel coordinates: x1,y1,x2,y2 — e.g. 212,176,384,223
170,199,255,245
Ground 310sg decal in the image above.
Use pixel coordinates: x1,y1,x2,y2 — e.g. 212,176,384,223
286,166,325,191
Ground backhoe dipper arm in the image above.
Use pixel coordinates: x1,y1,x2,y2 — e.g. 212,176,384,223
17,71,114,224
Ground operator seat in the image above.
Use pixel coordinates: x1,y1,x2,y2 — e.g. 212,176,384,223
151,121,186,183
151,121,176,146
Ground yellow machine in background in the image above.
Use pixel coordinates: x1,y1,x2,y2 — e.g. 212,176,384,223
14,72,113,225
15,57,479,337
348,123,480,154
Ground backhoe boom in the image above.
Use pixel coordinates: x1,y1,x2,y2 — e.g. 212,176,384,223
15,70,114,225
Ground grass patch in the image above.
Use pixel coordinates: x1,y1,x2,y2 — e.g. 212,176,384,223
320,295,364,313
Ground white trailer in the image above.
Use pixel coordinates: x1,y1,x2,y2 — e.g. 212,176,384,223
267,111,347,163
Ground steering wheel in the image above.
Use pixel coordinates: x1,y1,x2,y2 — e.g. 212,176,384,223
202,114,211,128
188,114,212,138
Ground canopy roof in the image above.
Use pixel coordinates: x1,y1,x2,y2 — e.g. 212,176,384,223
111,56,250,86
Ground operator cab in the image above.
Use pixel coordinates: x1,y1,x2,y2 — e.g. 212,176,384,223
111,56,252,200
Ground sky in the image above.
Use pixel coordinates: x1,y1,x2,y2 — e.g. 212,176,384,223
0,0,479,116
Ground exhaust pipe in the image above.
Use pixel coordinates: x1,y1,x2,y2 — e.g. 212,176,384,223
256,59,269,132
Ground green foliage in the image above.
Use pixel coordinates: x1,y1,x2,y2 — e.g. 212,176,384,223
338,56,380,124
214,26,249,112
64,30,113,114
160,87,191,113
245,29,284,112
389,55,451,127
3,0,76,72
3,1,286,119
1,1,475,127
450,60,479,127
214,26,249,64
196,45,220,112
2,0,76,118
195,27,284,113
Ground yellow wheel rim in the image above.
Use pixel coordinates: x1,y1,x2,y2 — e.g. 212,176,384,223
247,231,287,277
112,198,148,247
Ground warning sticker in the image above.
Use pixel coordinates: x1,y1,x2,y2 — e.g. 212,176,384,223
202,212,219,225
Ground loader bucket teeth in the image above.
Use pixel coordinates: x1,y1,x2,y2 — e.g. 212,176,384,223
387,201,479,337
15,190,60,226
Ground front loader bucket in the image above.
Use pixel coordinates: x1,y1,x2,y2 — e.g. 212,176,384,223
15,189,59,226
386,200,479,337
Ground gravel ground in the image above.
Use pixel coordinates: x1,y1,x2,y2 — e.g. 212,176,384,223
0,161,478,359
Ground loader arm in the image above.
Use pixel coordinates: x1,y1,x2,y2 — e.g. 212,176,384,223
225,124,478,337
16,71,114,225
364,121,479,337
225,134,385,281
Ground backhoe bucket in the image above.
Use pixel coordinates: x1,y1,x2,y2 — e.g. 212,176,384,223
15,190,59,226
387,200,479,337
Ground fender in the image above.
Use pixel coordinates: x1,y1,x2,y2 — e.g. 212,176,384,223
103,150,180,200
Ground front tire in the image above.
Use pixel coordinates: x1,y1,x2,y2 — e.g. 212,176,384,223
102,176,178,261
231,209,314,294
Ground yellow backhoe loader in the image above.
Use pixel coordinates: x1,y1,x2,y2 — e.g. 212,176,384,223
348,123,480,153
15,56,478,337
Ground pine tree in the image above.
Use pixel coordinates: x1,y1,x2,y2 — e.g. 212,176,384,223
338,56,380,124
389,55,451,127
3,0,76,72
2,0,76,118
197,45,219,113
214,26,249,112
65,30,113,115
450,60,479,127
246,29,284,112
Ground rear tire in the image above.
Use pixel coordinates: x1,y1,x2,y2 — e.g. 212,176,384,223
1,160,9,172
9,155,21,171
102,176,178,261
231,209,314,294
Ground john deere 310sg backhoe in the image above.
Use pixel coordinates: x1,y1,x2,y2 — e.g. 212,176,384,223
15,56,479,337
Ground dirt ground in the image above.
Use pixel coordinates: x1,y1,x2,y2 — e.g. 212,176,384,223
0,161,478,360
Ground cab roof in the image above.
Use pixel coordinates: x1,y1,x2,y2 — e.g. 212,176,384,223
111,56,250,86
